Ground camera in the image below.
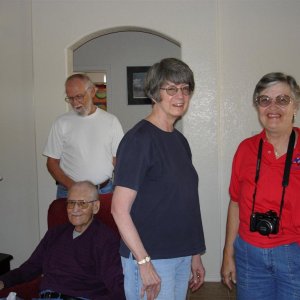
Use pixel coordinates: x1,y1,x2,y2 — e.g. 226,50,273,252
249,210,279,236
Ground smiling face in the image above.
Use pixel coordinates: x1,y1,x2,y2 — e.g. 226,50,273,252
156,81,191,122
65,78,95,116
257,82,297,135
67,184,99,233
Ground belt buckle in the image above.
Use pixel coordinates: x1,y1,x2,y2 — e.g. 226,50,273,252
97,179,109,190
44,292,52,299
41,291,61,299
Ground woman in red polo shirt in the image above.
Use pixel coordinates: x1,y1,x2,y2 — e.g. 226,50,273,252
221,72,300,300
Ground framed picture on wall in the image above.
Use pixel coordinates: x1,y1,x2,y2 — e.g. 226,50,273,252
127,66,152,105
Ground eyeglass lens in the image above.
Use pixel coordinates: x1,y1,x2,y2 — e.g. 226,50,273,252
67,200,92,209
256,95,292,107
161,86,191,96
65,91,87,103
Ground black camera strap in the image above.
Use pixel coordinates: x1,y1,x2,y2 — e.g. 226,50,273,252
251,129,296,220
251,138,263,213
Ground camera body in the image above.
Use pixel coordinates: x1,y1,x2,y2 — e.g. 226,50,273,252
250,210,279,236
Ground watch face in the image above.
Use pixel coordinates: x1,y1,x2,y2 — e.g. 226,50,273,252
138,256,151,264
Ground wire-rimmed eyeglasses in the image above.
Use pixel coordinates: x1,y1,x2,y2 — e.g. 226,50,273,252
160,85,192,96
66,199,97,209
65,91,88,104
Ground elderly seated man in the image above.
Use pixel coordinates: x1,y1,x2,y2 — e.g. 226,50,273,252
0,181,125,300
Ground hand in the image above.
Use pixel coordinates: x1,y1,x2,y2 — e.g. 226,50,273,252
139,262,161,300
221,253,236,290
189,254,205,292
0,281,4,290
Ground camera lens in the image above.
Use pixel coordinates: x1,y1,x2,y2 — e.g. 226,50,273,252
257,220,273,236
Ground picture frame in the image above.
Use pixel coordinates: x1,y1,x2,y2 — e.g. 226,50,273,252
127,66,152,105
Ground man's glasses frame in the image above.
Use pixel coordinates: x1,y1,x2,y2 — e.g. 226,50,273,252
65,90,88,104
255,94,293,107
160,85,192,96
66,199,98,209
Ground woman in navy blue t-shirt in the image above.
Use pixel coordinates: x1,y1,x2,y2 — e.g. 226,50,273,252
112,58,206,300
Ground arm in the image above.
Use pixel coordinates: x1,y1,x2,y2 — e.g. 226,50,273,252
221,200,239,290
111,116,124,168
111,186,161,300
46,157,75,189
0,230,52,289
189,254,205,292
112,156,116,167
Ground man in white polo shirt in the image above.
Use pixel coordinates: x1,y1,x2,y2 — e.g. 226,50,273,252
43,73,123,198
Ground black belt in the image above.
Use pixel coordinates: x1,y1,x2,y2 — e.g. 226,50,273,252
95,179,110,189
40,291,82,300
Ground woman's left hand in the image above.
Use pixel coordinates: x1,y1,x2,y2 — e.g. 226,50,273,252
139,262,161,300
189,254,205,292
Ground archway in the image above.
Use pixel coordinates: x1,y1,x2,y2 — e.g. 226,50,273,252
67,28,181,132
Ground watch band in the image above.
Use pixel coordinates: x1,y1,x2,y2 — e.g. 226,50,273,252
137,256,151,265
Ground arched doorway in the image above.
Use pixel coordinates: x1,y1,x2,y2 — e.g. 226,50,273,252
68,28,181,132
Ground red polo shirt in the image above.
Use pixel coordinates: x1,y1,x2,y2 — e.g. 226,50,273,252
230,127,300,248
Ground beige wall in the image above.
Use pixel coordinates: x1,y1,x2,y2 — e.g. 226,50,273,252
0,0,39,269
1,0,300,280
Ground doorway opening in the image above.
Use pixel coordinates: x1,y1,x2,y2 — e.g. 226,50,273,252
68,28,181,132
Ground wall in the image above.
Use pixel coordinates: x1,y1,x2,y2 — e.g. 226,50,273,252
73,31,181,133
1,0,300,281
0,0,39,268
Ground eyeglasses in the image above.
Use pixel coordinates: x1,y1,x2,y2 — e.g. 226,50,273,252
65,91,88,103
66,200,97,209
255,94,293,107
160,86,192,96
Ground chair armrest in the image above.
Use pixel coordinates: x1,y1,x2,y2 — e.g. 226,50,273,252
0,276,41,300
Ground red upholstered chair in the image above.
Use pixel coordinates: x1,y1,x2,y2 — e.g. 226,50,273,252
0,193,117,300
0,277,41,300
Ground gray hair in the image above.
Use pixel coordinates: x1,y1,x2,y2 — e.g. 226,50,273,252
65,73,95,90
144,58,195,102
253,72,300,107
68,181,98,201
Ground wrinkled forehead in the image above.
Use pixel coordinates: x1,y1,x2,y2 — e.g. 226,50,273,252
68,187,93,201
164,80,189,86
65,78,87,94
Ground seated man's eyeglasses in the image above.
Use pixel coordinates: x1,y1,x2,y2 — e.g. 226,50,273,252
66,200,97,209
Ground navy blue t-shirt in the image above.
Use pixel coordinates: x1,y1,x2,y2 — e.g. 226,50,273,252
114,120,206,259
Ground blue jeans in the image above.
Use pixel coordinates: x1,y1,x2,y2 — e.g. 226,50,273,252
121,254,192,300
56,179,113,199
234,236,300,300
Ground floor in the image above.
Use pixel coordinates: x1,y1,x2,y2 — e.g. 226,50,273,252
187,282,236,300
